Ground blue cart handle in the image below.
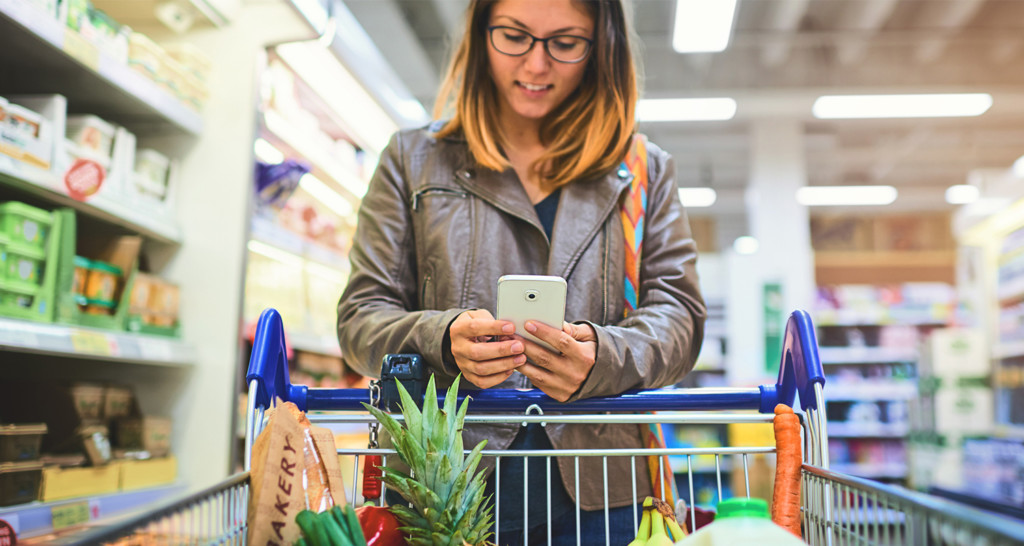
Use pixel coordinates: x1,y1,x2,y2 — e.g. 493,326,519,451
246,309,825,413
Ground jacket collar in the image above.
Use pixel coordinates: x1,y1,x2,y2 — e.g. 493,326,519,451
451,157,634,278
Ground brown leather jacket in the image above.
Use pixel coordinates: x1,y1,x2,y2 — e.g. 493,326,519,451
337,126,706,510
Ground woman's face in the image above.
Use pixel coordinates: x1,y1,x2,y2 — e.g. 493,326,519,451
486,0,594,131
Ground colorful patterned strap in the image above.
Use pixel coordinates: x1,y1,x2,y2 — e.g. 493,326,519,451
621,135,681,506
621,134,649,317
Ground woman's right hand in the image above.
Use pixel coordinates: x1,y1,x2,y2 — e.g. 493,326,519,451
448,309,526,388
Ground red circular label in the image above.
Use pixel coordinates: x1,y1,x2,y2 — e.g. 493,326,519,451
64,158,106,201
0,518,16,545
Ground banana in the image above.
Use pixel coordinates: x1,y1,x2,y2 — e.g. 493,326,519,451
646,509,675,546
665,516,687,542
627,498,653,546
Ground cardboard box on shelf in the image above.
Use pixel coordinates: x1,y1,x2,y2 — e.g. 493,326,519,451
115,416,171,457
811,215,874,252
921,328,990,379
0,95,64,172
103,385,135,420
0,382,109,454
39,462,120,502
873,213,954,252
119,456,177,491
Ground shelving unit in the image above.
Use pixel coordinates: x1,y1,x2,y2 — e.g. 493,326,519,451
0,1,330,540
0,160,181,244
813,281,957,485
0,483,183,540
0,317,195,365
0,0,202,135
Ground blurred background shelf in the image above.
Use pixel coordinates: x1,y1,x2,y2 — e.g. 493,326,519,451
0,317,195,366
0,0,202,135
0,483,183,541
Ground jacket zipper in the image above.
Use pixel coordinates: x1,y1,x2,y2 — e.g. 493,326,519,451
411,187,468,211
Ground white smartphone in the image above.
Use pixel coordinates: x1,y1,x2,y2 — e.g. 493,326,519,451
496,275,567,353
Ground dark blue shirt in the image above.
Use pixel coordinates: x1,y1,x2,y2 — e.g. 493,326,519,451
533,189,561,240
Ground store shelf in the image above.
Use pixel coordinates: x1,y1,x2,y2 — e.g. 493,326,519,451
818,346,918,365
828,422,910,438
262,109,367,200
998,276,1024,306
289,330,341,357
996,341,1024,360
0,159,182,244
250,215,349,272
0,317,196,366
825,382,917,401
0,483,183,540
816,315,949,327
0,0,202,136
815,251,956,285
832,462,908,479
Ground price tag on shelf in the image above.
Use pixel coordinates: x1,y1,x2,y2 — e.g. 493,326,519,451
51,501,90,530
62,30,100,70
139,339,174,363
70,330,113,356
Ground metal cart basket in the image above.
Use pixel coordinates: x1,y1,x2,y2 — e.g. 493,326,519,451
71,309,1024,545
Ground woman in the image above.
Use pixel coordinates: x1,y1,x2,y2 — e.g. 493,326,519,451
337,0,706,542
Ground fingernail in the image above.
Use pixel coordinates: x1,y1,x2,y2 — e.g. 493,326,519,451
502,323,515,334
524,321,536,333
514,354,526,365
511,341,524,353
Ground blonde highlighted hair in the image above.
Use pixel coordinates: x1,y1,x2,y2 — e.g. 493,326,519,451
433,0,639,189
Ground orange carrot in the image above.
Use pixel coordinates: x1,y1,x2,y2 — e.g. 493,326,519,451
772,404,803,537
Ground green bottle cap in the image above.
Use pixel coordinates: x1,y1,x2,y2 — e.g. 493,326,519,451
717,497,770,519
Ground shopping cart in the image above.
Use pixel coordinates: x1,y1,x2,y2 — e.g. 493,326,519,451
69,309,1024,546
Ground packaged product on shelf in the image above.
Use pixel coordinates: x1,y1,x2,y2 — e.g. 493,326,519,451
114,416,171,457
133,148,169,198
0,100,53,170
102,385,135,420
0,423,47,462
164,43,212,84
0,461,43,507
131,275,180,329
65,0,130,63
66,114,116,160
83,259,122,316
0,201,52,250
127,32,164,79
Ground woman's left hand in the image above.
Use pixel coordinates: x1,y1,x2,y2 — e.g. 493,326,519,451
516,321,597,402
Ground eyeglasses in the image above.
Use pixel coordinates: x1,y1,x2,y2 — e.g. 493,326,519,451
487,25,593,64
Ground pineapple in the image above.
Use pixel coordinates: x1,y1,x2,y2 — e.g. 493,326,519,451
363,375,494,546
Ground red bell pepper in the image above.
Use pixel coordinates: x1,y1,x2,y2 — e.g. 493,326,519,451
356,504,404,546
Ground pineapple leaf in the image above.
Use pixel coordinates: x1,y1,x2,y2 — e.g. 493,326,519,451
442,375,459,432
398,432,427,476
421,375,439,449
395,376,424,446
361,403,406,447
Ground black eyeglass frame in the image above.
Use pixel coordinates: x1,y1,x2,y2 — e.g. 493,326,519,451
486,25,594,64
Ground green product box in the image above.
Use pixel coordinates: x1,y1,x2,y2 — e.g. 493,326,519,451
3,241,45,285
0,202,53,250
0,208,64,323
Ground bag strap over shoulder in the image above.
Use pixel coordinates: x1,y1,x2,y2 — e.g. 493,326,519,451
620,134,649,317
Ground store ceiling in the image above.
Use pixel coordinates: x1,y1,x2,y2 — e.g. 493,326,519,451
345,0,1024,229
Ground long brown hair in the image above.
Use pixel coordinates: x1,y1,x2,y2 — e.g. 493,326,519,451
433,0,638,189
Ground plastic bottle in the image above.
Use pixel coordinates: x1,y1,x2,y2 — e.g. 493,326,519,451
674,497,807,545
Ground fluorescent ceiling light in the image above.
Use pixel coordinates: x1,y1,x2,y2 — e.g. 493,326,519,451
812,93,993,119
637,98,737,121
678,187,717,207
945,184,980,205
300,173,355,217
733,236,759,255
673,0,738,53
276,41,399,155
254,138,285,164
247,240,304,268
796,186,898,206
